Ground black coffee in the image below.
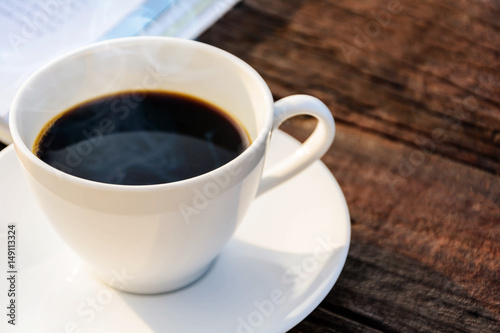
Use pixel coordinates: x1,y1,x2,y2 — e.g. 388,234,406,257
34,91,249,185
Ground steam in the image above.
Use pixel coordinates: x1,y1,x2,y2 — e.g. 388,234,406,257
43,131,237,185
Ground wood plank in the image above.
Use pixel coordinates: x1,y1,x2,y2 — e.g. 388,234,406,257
279,120,500,321
197,1,500,329
199,0,500,173
302,241,500,333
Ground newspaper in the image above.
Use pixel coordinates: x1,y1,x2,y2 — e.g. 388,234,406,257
0,0,239,144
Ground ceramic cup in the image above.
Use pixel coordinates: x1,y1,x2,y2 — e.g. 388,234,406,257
10,37,335,294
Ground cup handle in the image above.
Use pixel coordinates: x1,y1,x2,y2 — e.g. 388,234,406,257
257,95,335,195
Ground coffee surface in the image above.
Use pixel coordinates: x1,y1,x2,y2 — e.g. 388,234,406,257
34,91,249,185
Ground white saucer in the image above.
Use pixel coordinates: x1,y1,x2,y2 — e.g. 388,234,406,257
0,130,350,333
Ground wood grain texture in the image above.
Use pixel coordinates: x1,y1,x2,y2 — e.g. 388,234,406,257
291,242,499,333
198,0,500,331
201,0,500,174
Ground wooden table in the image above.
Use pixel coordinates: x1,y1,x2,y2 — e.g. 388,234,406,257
1,0,498,331
198,0,500,331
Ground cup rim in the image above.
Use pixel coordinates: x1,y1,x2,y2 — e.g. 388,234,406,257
10,36,274,191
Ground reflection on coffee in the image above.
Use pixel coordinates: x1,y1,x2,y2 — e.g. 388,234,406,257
34,91,249,185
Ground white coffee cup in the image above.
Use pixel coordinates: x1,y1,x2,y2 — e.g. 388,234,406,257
10,37,335,294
